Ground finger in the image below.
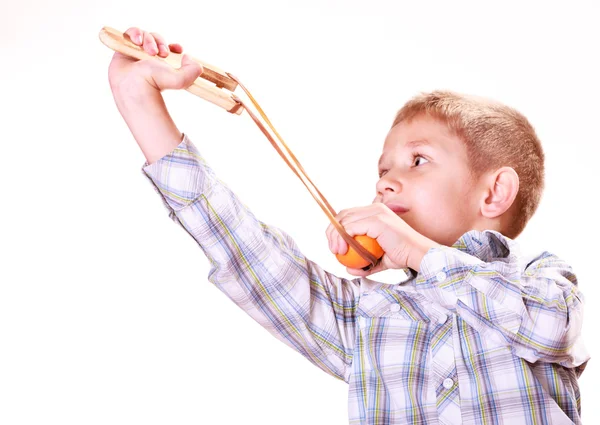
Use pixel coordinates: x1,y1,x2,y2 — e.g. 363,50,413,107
346,254,390,277
326,223,344,255
338,206,381,228
333,205,380,255
124,27,143,45
335,208,350,224
337,231,348,255
325,223,334,254
336,216,366,253
150,32,170,58
341,217,384,240
142,30,159,55
346,267,371,277
182,54,203,77
332,209,352,255
150,53,203,91
328,224,344,255
168,43,183,54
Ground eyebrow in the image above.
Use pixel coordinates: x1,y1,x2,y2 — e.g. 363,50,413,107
406,139,431,149
378,139,431,168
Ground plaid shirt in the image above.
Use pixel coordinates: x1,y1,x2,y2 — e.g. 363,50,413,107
141,134,589,425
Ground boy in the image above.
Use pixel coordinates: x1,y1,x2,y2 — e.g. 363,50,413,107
108,27,589,424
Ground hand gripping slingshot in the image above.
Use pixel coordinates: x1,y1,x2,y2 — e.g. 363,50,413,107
99,26,384,271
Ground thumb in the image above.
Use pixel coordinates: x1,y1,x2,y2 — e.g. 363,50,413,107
150,54,203,91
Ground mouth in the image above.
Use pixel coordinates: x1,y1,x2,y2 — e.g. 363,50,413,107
384,203,409,214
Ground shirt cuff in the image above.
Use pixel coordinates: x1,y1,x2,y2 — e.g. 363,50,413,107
140,133,215,213
417,245,483,288
416,230,515,288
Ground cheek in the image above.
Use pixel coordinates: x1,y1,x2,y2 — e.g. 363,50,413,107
415,178,472,215
443,182,479,222
413,177,455,204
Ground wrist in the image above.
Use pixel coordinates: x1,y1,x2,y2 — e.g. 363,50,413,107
112,77,161,111
112,81,183,165
408,234,439,272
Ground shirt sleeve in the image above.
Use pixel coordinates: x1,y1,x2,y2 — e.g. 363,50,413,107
416,230,589,369
140,133,360,382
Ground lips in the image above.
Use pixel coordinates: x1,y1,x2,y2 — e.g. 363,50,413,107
384,203,409,214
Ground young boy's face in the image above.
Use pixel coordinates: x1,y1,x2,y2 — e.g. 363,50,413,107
373,115,484,246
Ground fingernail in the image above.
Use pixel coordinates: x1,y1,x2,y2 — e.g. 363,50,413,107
135,35,142,44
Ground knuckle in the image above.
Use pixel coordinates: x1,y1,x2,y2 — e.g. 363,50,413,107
150,32,164,44
124,27,142,44
143,31,153,44
337,209,349,220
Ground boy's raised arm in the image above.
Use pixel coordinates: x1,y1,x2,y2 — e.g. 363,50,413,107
108,27,361,381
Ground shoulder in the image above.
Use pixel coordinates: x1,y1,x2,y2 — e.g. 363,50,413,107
521,251,577,285
454,230,576,279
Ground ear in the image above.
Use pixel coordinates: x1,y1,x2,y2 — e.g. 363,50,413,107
480,167,519,219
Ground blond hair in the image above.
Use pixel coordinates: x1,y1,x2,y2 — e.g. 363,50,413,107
392,90,544,238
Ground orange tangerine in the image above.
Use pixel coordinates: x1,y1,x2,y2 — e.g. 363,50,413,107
336,235,384,269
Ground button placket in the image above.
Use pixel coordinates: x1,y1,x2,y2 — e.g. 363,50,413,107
358,317,368,330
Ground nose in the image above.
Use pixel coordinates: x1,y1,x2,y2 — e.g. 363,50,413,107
376,173,403,196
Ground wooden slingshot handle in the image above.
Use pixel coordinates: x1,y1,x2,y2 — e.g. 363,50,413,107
98,26,243,114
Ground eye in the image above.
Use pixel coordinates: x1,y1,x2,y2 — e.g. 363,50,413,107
378,169,388,178
412,153,429,167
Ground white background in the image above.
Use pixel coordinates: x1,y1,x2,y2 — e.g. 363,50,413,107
1,0,599,423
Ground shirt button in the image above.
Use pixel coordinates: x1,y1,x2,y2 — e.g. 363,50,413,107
390,304,401,313
436,271,447,283
443,378,454,389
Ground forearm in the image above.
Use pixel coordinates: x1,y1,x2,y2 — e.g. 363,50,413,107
141,136,359,380
113,86,182,165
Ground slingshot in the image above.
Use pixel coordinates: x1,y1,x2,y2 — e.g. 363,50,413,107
99,26,384,270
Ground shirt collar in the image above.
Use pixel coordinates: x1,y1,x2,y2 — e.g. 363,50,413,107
451,229,516,262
